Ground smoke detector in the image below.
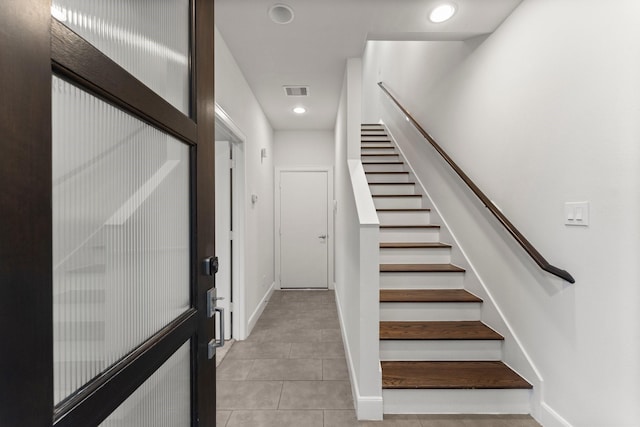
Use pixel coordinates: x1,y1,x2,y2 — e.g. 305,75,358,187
268,4,295,25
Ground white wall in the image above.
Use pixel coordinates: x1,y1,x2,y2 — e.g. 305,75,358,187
215,26,275,334
273,130,334,168
361,1,640,426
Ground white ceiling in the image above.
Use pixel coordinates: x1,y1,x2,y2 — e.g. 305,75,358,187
214,0,523,131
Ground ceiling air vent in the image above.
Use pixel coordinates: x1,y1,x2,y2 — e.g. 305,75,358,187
284,86,309,97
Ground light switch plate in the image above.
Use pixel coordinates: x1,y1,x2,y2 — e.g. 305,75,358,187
565,201,589,226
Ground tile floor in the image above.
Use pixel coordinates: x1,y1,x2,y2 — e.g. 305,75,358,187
216,290,541,427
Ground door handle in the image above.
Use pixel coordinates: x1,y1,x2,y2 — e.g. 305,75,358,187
207,306,225,360
206,288,224,318
318,234,327,239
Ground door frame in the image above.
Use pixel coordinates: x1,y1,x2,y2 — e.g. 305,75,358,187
214,104,248,340
275,167,334,290
0,0,217,425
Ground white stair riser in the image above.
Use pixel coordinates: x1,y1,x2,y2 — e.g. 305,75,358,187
377,211,430,225
55,353,106,367
361,148,395,155
380,302,481,321
366,174,410,183
360,142,395,148
360,142,395,147
370,184,416,195
361,155,401,163
374,197,422,209
380,272,464,289
380,247,450,263
380,339,501,361
364,163,405,173
54,320,105,342
361,135,389,140
382,389,532,415
53,305,105,322
379,228,440,243
63,247,106,272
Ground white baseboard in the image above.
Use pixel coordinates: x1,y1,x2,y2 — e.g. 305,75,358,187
247,282,275,335
358,394,384,420
541,402,572,427
334,287,384,420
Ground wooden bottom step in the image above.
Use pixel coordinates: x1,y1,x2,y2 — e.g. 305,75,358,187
380,321,503,340
382,361,532,389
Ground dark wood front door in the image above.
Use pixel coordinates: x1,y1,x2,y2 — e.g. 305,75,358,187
0,0,217,425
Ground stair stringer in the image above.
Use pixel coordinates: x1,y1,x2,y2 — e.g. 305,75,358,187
380,121,543,417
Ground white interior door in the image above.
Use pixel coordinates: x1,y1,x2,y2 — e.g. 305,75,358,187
215,140,232,339
279,170,329,289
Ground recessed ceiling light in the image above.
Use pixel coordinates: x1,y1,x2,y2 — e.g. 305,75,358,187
429,3,456,23
268,4,294,25
293,106,306,114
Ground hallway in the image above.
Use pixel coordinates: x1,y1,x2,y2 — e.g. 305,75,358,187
215,290,540,426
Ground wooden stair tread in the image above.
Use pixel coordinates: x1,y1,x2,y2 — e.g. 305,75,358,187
372,194,420,198
381,361,532,389
380,289,481,303
362,153,399,157
370,181,415,185
379,225,440,229
380,263,464,272
366,171,408,174
380,241,445,247
379,321,502,340
363,161,404,165
380,224,440,230
376,208,430,212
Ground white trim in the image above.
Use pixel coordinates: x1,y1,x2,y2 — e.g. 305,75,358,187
231,140,247,340
275,167,334,290
215,103,248,340
334,284,384,420
358,394,384,420
541,402,573,427
215,104,246,142
247,281,275,334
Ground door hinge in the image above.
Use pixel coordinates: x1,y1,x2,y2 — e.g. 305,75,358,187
229,302,234,312
230,159,235,169
229,230,234,240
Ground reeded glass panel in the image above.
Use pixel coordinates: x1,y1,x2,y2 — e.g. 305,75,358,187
99,341,191,427
51,0,190,114
52,76,190,404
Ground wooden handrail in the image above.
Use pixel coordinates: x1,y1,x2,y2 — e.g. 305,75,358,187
378,82,575,284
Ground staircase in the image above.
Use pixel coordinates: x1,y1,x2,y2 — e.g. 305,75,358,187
361,124,532,414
